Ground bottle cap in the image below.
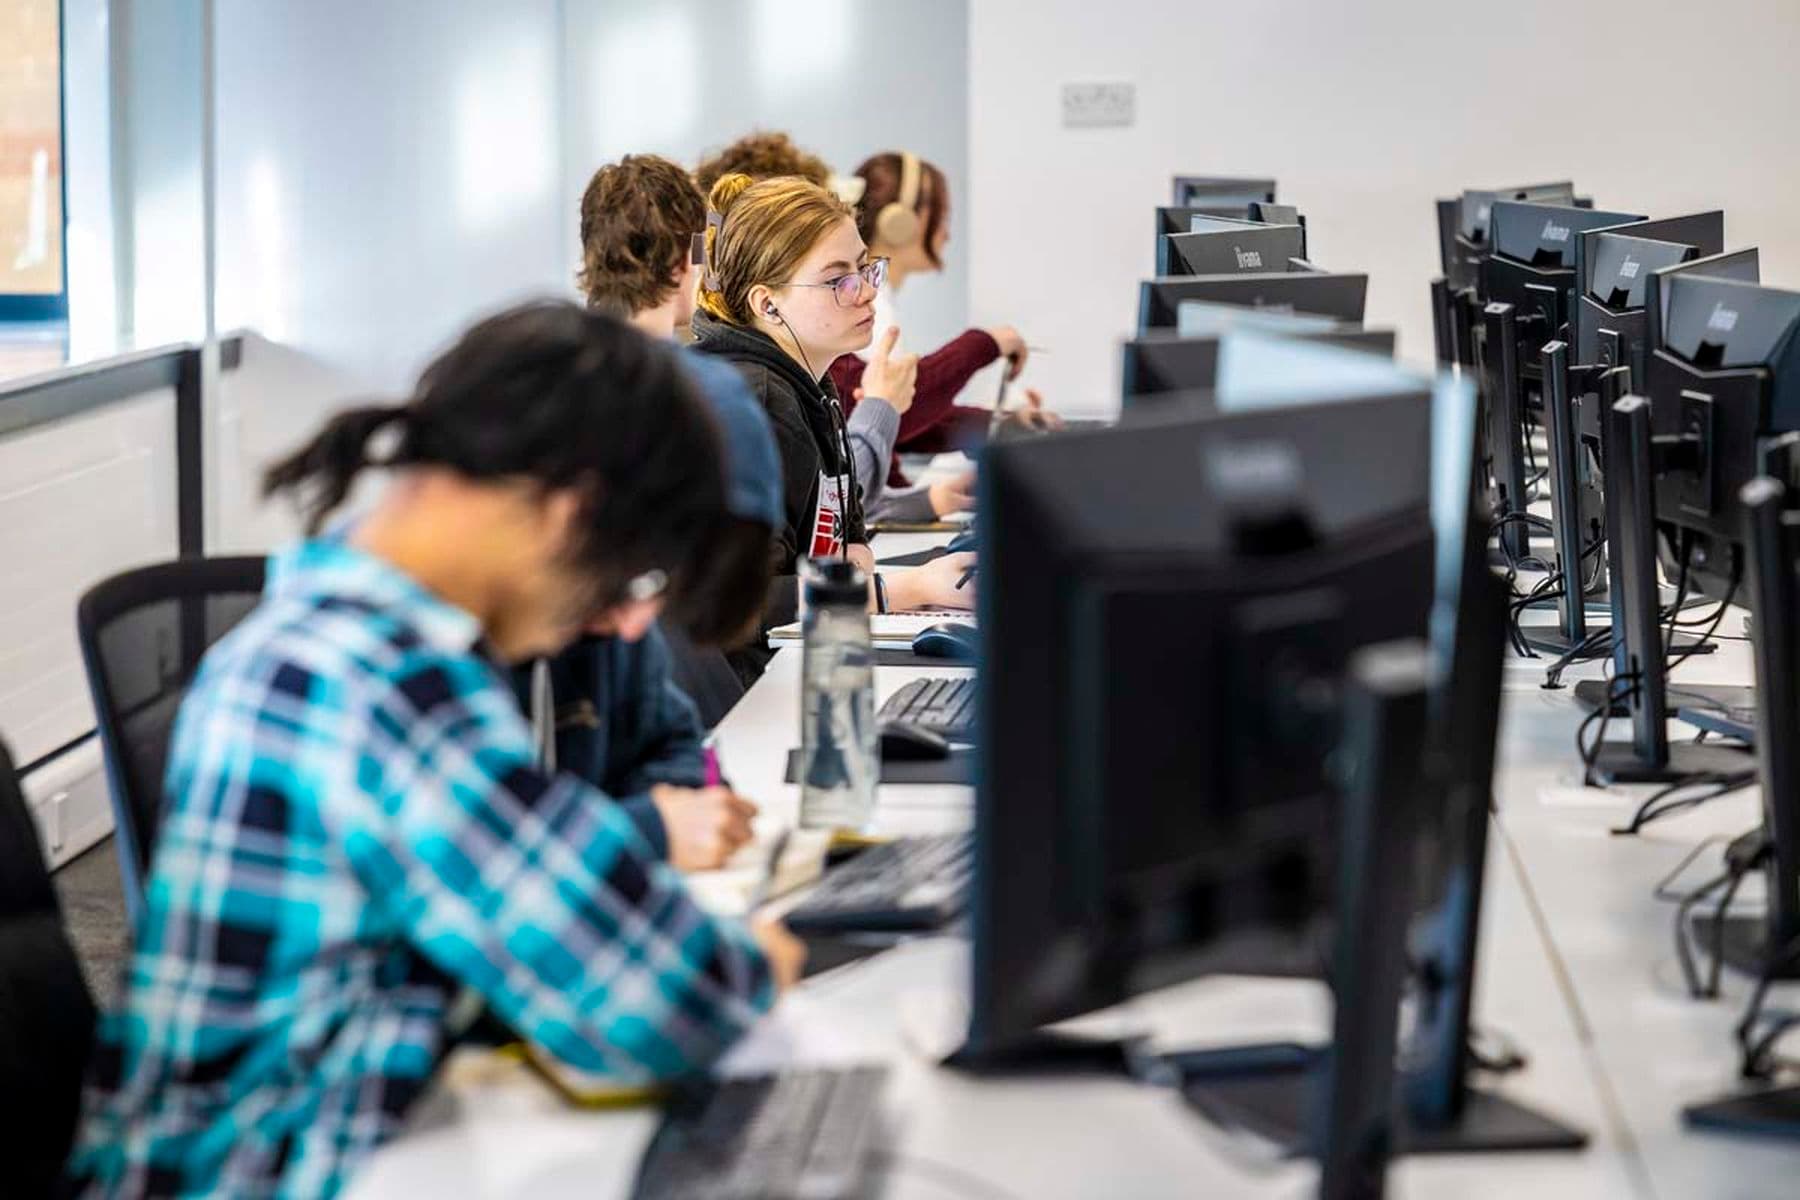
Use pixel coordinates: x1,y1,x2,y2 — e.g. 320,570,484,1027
802,556,866,608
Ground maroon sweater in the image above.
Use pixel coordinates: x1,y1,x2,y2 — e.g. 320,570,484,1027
829,328,1000,485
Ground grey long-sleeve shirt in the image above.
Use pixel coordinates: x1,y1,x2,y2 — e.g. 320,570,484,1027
845,396,937,524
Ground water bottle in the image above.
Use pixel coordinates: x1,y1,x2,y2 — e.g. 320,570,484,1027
798,556,877,831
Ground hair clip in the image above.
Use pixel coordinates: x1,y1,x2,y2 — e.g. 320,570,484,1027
702,211,724,291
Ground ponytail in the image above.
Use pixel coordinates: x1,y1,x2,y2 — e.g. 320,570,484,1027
262,404,409,533
696,172,853,327
696,173,758,324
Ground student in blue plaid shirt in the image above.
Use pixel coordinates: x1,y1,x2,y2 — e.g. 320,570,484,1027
67,302,805,1198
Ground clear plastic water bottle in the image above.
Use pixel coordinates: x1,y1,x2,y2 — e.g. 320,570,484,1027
798,556,877,831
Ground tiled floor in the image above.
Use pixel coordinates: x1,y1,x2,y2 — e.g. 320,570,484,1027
51,838,128,1010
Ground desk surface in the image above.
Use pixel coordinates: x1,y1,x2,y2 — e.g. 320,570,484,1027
347,526,1797,1199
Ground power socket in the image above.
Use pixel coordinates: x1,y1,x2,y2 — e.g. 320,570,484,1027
1061,81,1135,129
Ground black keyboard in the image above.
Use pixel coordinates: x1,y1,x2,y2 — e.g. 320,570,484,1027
878,677,977,741
632,1066,887,1200
783,834,972,934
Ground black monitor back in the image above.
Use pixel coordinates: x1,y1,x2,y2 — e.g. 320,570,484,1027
1172,175,1277,207
1646,248,1762,359
1458,182,1576,243
1157,213,1284,274
1121,329,1397,411
1137,273,1368,332
1120,336,1220,404
1480,203,1645,350
969,392,1435,1052
1165,224,1307,277
1645,275,1800,592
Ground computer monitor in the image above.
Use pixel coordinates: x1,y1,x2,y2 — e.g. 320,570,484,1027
968,336,1583,1159
966,375,1433,1068
1119,336,1220,406
1163,222,1307,278
1120,321,1394,411
1645,247,1762,359
1478,202,1646,560
1250,201,1300,227
1441,181,1577,293
1588,276,1800,786
1481,201,1646,332
1649,274,1800,589
1524,214,1727,656
1571,212,1726,381
1154,213,1297,275
1155,208,1258,269
1137,273,1368,333
1171,175,1277,207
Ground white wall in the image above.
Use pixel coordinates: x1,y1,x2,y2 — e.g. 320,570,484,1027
968,0,1800,415
561,0,971,352
211,0,566,397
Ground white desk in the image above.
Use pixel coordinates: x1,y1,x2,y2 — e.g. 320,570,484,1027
347,525,1792,1199
1489,624,1799,1199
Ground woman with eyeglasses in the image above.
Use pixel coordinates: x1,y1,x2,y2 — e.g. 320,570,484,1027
691,172,976,681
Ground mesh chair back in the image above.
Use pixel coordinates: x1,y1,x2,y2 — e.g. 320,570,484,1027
77,557,266,923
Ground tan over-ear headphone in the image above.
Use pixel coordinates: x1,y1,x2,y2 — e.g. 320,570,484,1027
873,151,923,249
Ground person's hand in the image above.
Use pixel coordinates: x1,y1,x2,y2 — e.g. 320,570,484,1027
886,550,977,612
858,325,918,415
846,543,876,577
650,784,758,872
927,468,977,517
985,326,1027,378
749,915,806,993
1005,387,1062,431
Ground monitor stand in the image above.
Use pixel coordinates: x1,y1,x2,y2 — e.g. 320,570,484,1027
1685,1085,1800,1141
944,1030,1146,1077
1173,642,1586,1162
1171,1044,1587,1155
1687,913,1800,981
1674,688,1759,744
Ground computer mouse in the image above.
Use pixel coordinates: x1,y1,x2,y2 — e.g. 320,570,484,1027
945,529,978,554
879,721,952,762
912,622,978,661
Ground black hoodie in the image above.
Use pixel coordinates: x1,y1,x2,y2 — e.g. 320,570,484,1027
691,312,868,679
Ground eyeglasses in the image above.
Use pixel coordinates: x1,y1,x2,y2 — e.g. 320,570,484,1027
783,257,888,308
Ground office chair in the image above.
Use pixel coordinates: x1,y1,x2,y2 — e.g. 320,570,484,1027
77,556,266,926
0,735,96,1195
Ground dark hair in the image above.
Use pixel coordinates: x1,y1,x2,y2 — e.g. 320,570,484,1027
678,516,776,648
694,130,832,196
263,300,729,624
854,152,951,267
578,154,707,316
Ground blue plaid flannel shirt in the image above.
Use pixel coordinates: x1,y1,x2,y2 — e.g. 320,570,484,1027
69,538,773,1197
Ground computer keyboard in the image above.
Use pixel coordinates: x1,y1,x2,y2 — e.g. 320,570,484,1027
783,833,973,935
878,676,977,741
631,1066,888,1200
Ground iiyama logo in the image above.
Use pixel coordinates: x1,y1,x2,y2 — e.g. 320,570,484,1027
1540,220,1571,243
1235,246,1263,269
1204,441,1300,496
1708,302,1740,334
1618,257,1641,279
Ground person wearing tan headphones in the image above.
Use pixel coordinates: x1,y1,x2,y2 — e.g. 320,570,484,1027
828,150,1060,512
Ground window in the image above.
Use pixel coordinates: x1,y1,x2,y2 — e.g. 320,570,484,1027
1,0,65,321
